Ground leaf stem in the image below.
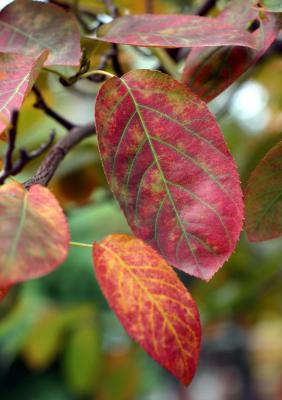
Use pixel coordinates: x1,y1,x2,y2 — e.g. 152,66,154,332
151,48,179,79
80,70,115,79
70,241,93,249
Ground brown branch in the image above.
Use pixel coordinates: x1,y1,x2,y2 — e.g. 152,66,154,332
24,123,96,189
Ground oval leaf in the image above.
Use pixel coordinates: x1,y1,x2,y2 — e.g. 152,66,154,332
93,234,201,385
95,14,256,48
0,51,48,136
0,0,81,66
95,70,243,281
245,141,282,241
181,1,281,102
0,182,69,285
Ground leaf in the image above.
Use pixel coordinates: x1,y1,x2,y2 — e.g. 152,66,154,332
0,286,9,301
0,51,48,136
63,325,102,395
23,305,96,370
93,234,201,385
245,141,282,241
0,0,81,66
0,182,69,286
260,0,282,12
23,309,70,370
95,14,256,48
181,1,282,102
95,70,243,281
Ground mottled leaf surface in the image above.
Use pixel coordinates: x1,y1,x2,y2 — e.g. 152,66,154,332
181,1,281,102
0,51,48,135
95,14,256,48
93,234,201,385
95,70,243,281
0,0,81,66
245,141,282,241
0,182,69,286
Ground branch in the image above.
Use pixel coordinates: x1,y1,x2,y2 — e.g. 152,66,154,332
24,123,96,189
197,0,217,16
0,111,56,185
4,110,18,172
33,86,76,130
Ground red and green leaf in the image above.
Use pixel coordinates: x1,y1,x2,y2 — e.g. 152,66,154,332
0,182,69,286
245,141,282,241
0,0,81,66
95,70,243,281
93,234,201,385
181,1,282,102
95,14,256,48
0,51,48,136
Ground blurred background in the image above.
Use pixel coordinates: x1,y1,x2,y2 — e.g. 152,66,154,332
0,0,281,399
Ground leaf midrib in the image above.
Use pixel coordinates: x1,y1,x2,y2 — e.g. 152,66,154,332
0,72,29,114
120,78,202,275
99,241,194,370
0,21,55,52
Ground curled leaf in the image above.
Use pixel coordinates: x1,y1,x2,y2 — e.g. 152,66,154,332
0,51,48,136
0,182,69,286
95,14,256,48
181,1,282,102
245,141,282,241
93,234,201,385
0,0,81,66
95,70,243,281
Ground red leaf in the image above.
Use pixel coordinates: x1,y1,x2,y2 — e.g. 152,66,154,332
0,51,48,136
245,141,282,241
0,0,81,66
95,70,243,281
181,1,282,102
0,286,10,301
93,234,201,385
0,182,69,286
95,14,256,48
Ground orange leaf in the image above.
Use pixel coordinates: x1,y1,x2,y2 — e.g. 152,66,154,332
93,234,201,385
0,182,69,286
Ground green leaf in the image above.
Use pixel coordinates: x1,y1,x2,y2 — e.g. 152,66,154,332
245,141,282,241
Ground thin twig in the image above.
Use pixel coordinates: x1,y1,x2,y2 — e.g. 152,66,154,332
24,123,96,189
197,0,217,16
103,0,119,18
4,111,18,172
0,112,56,185
146,0,154,13
33,86,76,130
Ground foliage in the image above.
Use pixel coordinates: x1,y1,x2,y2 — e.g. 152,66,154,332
0,0,281,392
